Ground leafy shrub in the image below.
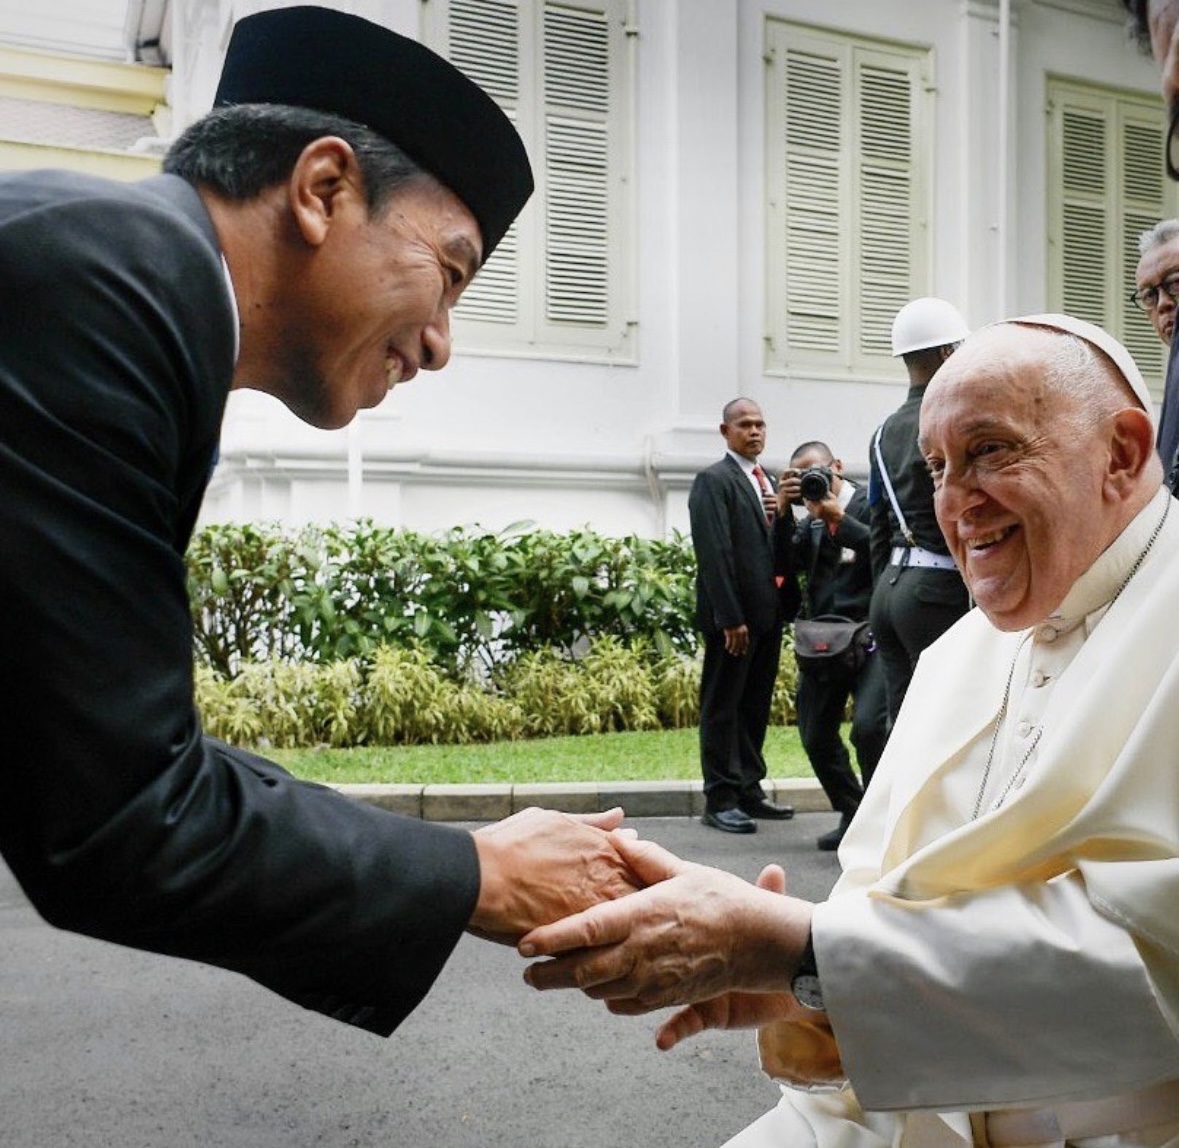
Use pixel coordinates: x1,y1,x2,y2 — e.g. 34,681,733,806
195,658,362,748
773,634,800,725
653,652,702,729
186,522,809,747
187,521,698,679
361,645,527,746
497,637,662,737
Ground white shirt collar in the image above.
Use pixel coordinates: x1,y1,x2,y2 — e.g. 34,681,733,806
727,449,758,474
221,255,241,364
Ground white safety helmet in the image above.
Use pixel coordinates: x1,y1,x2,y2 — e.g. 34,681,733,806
890,297,971,357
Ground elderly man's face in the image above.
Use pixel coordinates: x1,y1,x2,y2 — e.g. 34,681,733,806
1136,237,1179,345
918,330,1116,631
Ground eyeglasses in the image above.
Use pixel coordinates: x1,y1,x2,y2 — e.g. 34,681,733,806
1130,272,1179,313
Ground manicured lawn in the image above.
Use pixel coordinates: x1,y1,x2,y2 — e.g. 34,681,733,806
270,724,815,786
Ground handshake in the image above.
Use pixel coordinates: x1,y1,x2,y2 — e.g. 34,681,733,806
469,807,828,1070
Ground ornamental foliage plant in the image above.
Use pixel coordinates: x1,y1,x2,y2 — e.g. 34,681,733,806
187,521,798,748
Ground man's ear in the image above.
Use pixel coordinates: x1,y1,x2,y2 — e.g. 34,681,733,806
1105,407,1160,496
287,136,364,247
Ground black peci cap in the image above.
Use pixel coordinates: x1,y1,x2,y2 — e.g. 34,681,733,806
214,5,533,260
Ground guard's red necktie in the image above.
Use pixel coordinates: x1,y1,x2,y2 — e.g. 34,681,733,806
752,465,774,525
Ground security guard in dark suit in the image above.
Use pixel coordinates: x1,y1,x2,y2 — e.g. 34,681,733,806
689,398,796,833
868,298,972,724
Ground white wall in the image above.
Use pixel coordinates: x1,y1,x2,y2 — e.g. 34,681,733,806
178,0,1166,538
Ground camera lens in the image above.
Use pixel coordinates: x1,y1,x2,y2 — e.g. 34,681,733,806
798,468,830,501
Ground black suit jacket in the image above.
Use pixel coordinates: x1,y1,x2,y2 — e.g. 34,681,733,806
777,484,873,622
0,170,479,1035
688,455,781,636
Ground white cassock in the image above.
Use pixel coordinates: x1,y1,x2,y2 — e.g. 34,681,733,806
728,488,1179,1148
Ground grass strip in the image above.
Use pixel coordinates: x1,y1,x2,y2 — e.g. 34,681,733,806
271,724,816,786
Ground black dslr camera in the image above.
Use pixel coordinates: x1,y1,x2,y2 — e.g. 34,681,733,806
797,465,834,502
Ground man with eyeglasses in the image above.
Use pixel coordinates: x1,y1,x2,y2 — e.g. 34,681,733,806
1132,220,1179,350
1133,221,1179,489
1124,3,1179,491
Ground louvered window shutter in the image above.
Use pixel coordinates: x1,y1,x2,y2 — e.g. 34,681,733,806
542,2,610,331
855,52,920,359
448,0,523,329
1058,104,1108,325
431,0,634,359
1048,79,1176,397
782,44,846,357
766,20,930,375
1122,115,1169,385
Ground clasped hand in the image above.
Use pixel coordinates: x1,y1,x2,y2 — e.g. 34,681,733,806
517,832,815,1050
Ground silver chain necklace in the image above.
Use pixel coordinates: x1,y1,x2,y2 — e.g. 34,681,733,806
970,498,1170,821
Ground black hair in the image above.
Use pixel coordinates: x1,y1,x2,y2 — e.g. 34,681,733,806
790,441,833,466
1121,0,1152,52
163,103,427,215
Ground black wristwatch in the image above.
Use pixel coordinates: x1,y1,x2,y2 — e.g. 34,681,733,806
790,930,824,1010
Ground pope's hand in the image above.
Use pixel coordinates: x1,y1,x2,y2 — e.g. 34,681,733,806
519,832,813,1014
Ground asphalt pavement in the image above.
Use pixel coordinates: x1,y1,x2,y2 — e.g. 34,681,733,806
0,812,843,1148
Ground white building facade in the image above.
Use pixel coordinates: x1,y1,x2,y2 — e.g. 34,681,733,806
2,0,1174,538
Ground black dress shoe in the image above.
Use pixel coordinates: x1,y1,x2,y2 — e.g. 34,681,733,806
701,807,757,834
817,814,852,851
739,796,795,821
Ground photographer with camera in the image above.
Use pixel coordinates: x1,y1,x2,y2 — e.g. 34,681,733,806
777,443,887,851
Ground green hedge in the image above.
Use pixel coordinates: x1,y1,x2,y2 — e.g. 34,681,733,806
187,521,699,677
186,522,799,748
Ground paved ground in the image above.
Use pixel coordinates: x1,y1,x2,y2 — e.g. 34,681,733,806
0,813,843,1148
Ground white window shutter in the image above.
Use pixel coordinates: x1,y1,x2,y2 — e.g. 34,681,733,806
855,53,918,360
542,2,611,329
1048,80,1177,398
766,20,931,375
430,0,634,360
782,44,846,356
447,0,523,328
1058,105,1108,325
1121,116,1167,384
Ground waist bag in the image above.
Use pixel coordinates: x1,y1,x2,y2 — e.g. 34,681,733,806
792,615,872,677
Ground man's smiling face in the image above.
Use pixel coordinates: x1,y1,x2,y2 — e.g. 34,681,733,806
918,327,1118,631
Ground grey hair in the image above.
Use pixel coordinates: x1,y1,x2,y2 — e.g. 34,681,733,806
1016,327,1139,421
1138,219,1179,256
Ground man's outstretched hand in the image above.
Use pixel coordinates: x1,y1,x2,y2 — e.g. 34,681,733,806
518,832,813,1017
468,807,643,944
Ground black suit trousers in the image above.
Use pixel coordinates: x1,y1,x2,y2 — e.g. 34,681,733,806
698,622,783,809
796,651,888,816
869,566,970,724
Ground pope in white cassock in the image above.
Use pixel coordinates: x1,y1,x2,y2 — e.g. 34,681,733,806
520,314,1179,1148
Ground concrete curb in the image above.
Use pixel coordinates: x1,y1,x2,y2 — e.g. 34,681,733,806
330,777,832,820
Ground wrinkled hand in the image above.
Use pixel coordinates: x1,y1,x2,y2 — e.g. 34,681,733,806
653,863,807,1050
520,833,812,1013
468,807,643,945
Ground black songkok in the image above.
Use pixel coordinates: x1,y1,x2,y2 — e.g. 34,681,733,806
214,5,533,260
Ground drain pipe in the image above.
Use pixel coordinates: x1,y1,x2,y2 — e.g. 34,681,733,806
997,0,1011,315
